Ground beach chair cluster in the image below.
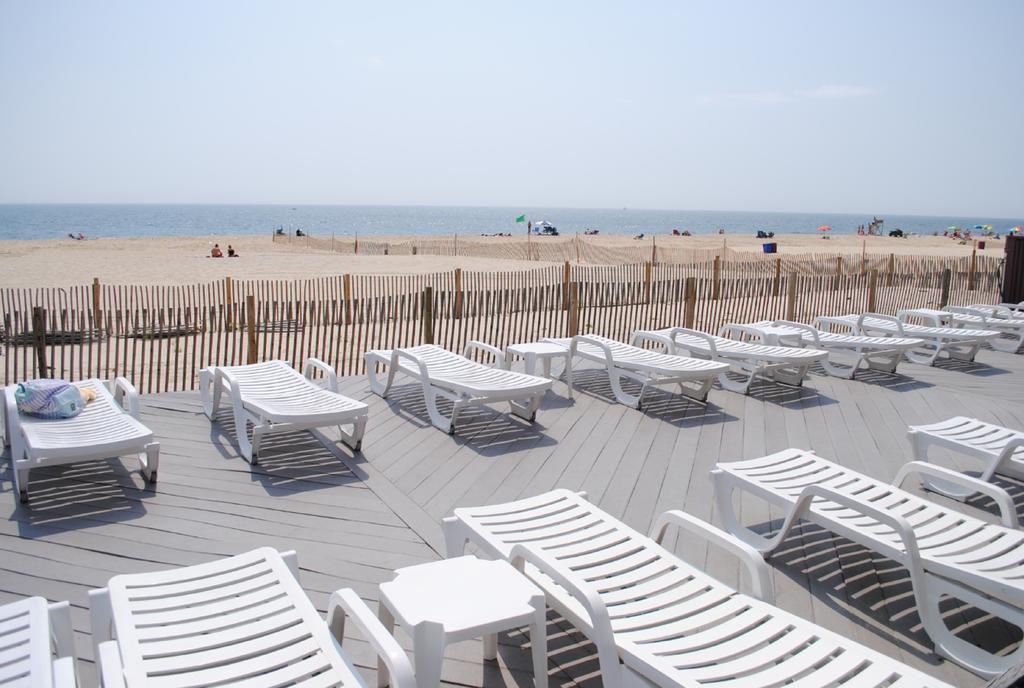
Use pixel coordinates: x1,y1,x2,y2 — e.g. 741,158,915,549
3,301,1024,686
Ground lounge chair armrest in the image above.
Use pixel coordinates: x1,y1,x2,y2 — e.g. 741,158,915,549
3,384,17,448
894,460,1019,529
52,656,77,688
97,640,127,688
771,320,821,346
509,543,620,677
111,377,141,419
666,327,719,356
463,340,505,366
792,482,923,570
718,323,765,343
571,334,615,366
859,312,904,336
651,510,775,604
947,306,989,321
629,329,674,353
303,357,339,392
390,348,433,382
327,588,416,688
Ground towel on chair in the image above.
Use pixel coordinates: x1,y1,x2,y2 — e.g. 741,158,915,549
15,379,86,419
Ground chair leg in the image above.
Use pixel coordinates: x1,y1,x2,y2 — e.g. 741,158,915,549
717,369,755,394
338,416,367,451
607,367,641,408
140,442,159,483
14,465,30,504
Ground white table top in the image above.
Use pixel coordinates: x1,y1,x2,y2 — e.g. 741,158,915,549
898,307,950,317
506,342,570,356
379,555,543,634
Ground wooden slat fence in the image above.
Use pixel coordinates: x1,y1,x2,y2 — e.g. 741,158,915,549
0,257,1003,393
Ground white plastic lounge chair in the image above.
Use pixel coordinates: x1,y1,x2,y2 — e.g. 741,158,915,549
966,303,1024,322
898,307,1024,353
743,319,924,378
817,312,1000,365
200,358,368,462
0,596,77,687
365,342,551,433
908,416,1024,501
443,489,952,688
88,547,415,688
540,334,729,408
713,449,1024,677
632,325,828,393
2,378,158,504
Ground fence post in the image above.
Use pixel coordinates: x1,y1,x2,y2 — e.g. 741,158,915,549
887,253,895,287
354,233,359,255
246,295,258,364
785,273,798,320
92,277,102,333
454,233,459,256
454,268,464,319
834,256,843,291
644,261,653,304
968,247,977,290
31,306,47,377
422,286,434,344
562,261,571,311
225,277,234,331
683,277,696,329
575,234,581,263
712,256,721,300
861,239,866,275
940,268,951,307
772,257,781,296
331,233,335,252
342,274,352,325
867,269,878,312
651,236,657,265
567,282,579,337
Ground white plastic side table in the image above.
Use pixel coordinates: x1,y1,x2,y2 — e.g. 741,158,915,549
897,307,954,327
505,341,573,399
748,324,802,347
377,555,548,688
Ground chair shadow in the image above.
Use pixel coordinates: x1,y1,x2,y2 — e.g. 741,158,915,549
932,358,1011,376
754,519,1021,664
741,377,837,408
567,368,738,428
377,384,557,456
1,458,156,535
492,611,603,688
209,410,365,495
844,367,934,392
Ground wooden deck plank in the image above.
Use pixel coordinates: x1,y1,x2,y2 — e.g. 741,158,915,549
2,346,1022,687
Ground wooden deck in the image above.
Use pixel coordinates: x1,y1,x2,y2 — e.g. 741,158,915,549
3,345,1024,687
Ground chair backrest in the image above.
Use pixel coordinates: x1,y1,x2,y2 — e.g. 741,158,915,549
104,547,364,687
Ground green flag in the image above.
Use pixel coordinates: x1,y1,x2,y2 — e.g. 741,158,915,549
515,214,526,223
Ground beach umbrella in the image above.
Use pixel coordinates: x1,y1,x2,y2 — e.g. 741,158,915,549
947,225,959,231
974,224,984,230
817,225,832,232
1010,226,1023,234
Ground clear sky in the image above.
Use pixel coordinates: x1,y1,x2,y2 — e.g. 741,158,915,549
1,1,1021,216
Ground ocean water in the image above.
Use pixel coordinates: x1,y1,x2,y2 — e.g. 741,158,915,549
0,204,1019,240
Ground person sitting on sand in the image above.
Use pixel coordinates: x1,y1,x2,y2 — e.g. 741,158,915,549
227,245,239,257
77,233,86,240
211,243,223,258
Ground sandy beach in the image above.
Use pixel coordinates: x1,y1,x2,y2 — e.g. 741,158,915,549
0,232,1001,287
